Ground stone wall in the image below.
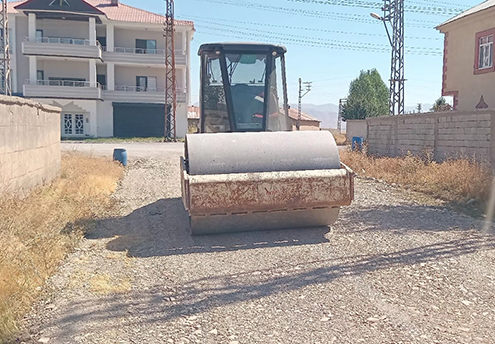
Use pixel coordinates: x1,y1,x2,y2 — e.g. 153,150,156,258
0,95,61,195
366,110,493,165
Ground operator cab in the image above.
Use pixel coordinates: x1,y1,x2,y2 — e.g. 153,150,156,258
198,42,292,133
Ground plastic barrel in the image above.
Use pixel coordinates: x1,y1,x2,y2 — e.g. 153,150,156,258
352,137,363,151
113,148,127,166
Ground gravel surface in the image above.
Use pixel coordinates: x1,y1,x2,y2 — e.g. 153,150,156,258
19,150,495,344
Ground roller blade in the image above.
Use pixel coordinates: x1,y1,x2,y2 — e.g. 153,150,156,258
190,207,340,235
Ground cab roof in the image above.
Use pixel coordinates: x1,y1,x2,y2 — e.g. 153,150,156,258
198,42,287,56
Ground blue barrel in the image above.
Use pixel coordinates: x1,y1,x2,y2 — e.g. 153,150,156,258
113,148,127,166
352,137,363,151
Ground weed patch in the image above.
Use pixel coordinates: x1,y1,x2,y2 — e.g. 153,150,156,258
341,149,492,208
0,153,123,343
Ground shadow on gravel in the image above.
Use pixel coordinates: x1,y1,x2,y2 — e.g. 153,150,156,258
86,198,331,258
56,232,495,334
340,204,478,233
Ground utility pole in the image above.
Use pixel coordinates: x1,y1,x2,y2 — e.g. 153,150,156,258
0,0,11,95
338,98,346,132
164,0,177,141
297,78,312,131
371,0,405,116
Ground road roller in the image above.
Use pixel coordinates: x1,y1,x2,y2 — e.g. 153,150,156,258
180,43,354,235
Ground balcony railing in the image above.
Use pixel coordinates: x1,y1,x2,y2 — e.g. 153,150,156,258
24,79,101,99
25,36,93,46
112,47,166,55
26,79,101,88
102,47,186,65
102,85,187,103
22,37,102,59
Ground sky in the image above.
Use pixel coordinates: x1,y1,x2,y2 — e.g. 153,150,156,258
122,0,480,107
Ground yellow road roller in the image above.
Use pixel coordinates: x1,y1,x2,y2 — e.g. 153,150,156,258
180,43,354,235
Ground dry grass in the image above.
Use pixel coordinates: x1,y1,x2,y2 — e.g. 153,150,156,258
332,133,347,146
0,153,123,343
341,149,492,206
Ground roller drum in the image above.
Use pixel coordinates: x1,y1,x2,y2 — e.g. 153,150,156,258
185,131,341,175
182,130,347,235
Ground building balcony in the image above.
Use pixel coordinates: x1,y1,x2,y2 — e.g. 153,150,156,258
102,85,186,103
23,80,101,100
22,37,102,59
102,47,186,65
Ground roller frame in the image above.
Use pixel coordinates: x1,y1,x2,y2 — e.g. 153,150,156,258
180,157,354,234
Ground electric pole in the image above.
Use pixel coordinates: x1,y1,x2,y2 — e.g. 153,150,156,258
164,0,177,141
1,0,11,95
338,98,346,132
371,0,405,116
297,78,312,131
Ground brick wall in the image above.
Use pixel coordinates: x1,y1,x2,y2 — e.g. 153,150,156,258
366,110,493,165
0,95,61,196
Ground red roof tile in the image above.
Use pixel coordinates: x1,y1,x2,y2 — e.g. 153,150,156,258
9,0,194,26
288,108,320,122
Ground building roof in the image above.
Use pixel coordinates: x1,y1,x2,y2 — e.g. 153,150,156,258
437,0,495,28
187,106,320,123
9,0,194,26
288,108,320,122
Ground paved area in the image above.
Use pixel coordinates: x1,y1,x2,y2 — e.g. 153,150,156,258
62,142,184,158
20,146,495,344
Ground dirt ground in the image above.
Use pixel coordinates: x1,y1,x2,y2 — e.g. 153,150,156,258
18,149,495,344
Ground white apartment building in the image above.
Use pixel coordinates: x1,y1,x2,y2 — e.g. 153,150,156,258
7,0,194,138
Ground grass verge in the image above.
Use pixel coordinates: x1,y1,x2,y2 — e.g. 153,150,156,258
340,149,492,211
0,153,123,343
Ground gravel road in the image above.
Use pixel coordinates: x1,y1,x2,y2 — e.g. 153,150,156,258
20,147,495,344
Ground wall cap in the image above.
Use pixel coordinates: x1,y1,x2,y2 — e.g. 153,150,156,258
0,95,61,113
366,110,495,123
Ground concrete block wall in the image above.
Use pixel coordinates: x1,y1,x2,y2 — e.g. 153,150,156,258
0,95,61,195
367,110,494,165
345,120,367,142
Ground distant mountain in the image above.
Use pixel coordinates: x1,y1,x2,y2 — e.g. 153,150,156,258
289,103,339,128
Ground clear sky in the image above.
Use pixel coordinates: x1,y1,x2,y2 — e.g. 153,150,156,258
123,0,479,107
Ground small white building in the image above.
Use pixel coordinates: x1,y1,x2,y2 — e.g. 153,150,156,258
7,0,194,138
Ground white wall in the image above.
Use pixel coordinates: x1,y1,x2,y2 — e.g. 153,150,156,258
15,16,29,93
114,27,183,50
97,101,113,137
36,19,89,39
38,60,89,80
114,65,165,88
32,98,99,138
177,103,187,138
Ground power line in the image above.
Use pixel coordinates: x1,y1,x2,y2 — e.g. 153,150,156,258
195,22,442,53
181,16,442,40
287,0,465,15
194,30,443,55
191,0,438,27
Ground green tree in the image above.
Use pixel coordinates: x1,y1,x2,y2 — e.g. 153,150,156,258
430,97,452,112
416,103,422,113
342,69,388,121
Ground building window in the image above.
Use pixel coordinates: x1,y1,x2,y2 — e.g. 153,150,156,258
49,0,70,7
37,70,44,82
135,39,157,54
136,76,157,91
479,35,493,69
